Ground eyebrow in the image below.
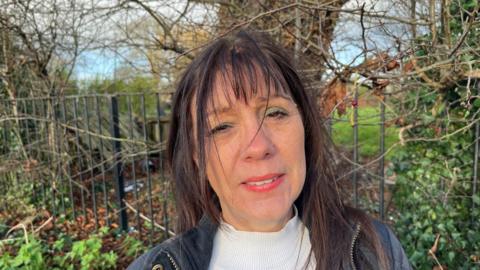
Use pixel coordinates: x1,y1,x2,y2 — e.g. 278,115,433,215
255,93,292,102
207,105,234,118
206,93,293,117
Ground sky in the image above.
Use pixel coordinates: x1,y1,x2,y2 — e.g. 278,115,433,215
73,0,216,80
73,0,428,80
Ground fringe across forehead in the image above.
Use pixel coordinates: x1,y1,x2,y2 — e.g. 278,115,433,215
194,34,294,117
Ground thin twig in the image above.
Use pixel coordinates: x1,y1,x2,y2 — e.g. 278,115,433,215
33,216,54,234
5,218,32,244
448,5,479,58
123,200,175,237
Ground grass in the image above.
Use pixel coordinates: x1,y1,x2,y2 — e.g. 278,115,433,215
331,106,399,160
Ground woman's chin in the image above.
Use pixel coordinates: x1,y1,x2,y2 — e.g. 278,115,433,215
224,204,293,232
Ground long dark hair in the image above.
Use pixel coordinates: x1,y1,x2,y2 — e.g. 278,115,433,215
167,30,387,269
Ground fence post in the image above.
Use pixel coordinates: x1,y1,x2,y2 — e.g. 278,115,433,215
95,96,110,226
352,85,359,208
61,97,77,219
156,93,169,239
473,80,479,224
140,94,154,243
109,95,128,231
83,97,98,230
2,100,8,155
73,98,86,217
379,95,386,221
1,100,9,191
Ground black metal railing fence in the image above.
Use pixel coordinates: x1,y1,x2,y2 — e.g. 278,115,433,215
1,91,479,242
1,93,173,243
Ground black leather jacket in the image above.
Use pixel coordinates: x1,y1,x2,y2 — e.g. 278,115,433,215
127,216,412,270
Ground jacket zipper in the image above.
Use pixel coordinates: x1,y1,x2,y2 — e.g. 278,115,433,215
350,223,361,270
166,252,180,270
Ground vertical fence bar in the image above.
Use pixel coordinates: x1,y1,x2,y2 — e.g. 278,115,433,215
22,99,32,196
52,97,66,215
61,97,76,219
156,93,169,238
13,101,21,189
44,98,57,216
127,95,141,232
109,95,128,231
141,94,154,243
29,99,45,204
83,96,98,229
1,100,8,152
21,100,31,153
95,96,110,226
352,86,359,207
379,95,386,221
2,99,10,192
2,100,8,154
38,99,48,205
23,100,32,196
473,81,479,224
73,98,87,218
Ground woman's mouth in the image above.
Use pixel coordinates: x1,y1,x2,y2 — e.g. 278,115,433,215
245,177,276,186
242,174,284,192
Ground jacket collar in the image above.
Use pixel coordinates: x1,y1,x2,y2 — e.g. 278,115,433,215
166,214,369,270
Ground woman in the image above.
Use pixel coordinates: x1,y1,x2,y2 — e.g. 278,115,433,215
128,30,411,270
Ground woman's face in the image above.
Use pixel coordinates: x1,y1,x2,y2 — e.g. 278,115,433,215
197,77,306,232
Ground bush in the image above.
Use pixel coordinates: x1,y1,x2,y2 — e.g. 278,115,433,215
0,229,118,270
390,85,480,268
0,237,46,270
389,1,480,266
391,140,480,268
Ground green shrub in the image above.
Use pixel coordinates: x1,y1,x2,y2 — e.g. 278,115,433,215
119,234,147,258
389,0,480,266
1,229,118,270
53,228,117,270
391,139,480,268
0,237,46,270
391,82,480,268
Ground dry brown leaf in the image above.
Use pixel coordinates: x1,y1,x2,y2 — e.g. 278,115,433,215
359,52,399,72
386,59,400,71
403,58,416,73
373,79,390,97
23,159,38,172
84,223,95,231
429,234,441,254
76,215,85,224
319,77,347,117
363,52,389,70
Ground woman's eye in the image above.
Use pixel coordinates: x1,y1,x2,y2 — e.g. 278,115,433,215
265,107,288,119
209,123,232,135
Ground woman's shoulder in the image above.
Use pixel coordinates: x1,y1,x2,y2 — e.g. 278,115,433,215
359,219,412,270
127,216,217,270
126,235,183,270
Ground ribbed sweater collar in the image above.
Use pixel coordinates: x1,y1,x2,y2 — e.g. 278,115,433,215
208,208,315,270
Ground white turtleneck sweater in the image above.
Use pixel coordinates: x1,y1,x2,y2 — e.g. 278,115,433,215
208,211,316,270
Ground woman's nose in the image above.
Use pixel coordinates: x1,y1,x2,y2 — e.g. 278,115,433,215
241,123,276,161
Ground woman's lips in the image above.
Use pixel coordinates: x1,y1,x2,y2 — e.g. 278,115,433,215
242,173,284,192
